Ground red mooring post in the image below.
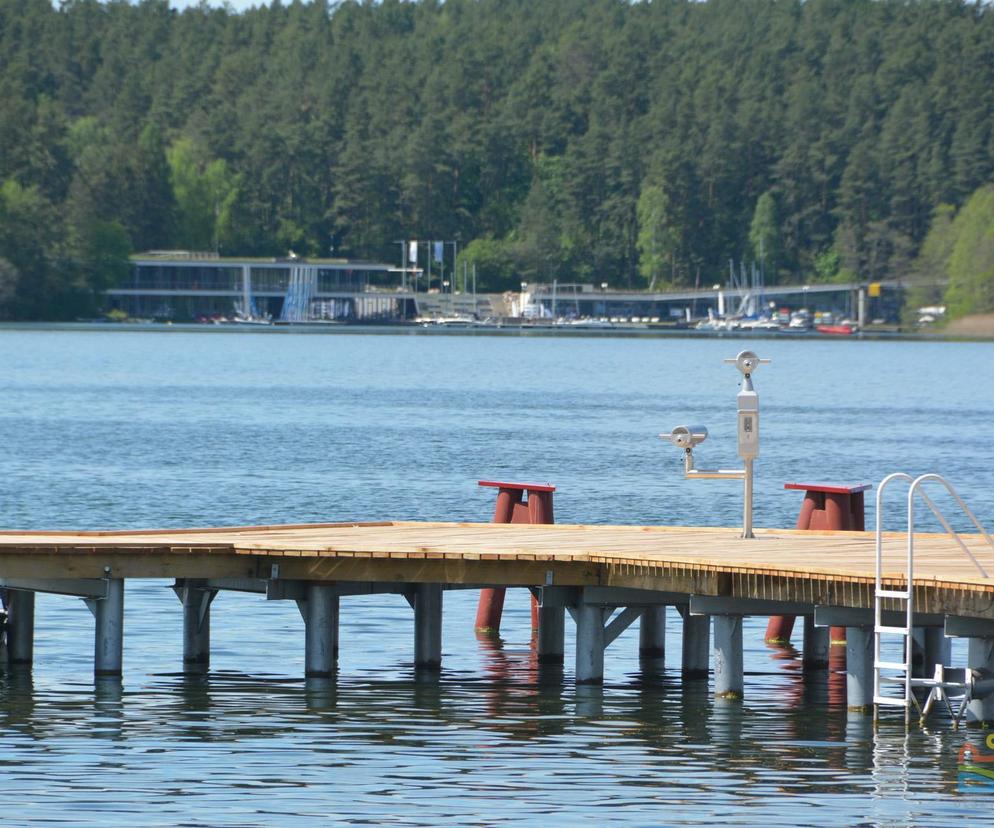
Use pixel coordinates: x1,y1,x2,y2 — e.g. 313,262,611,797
475,480,555,635
766,482,871,646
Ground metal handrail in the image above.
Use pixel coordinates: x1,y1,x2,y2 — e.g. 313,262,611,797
874,471,994,723
875,472,993,596
875,472,914,597
908,474,993,580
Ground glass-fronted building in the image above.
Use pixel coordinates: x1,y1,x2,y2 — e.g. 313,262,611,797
108,253,416,322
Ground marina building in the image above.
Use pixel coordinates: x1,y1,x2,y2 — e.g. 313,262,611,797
108,252,417,322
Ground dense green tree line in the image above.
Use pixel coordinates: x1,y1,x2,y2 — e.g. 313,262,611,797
906,187,994,320
2,0,994,319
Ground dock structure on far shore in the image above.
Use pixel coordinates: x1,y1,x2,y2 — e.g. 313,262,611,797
2,521,994,724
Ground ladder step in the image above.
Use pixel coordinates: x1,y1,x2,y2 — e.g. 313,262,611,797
876,589,910,599
875,625,910,635
874,695,909,707
878,675,907,684
876,660,909,671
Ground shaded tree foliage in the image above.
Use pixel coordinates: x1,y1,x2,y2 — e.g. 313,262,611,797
748,191,781,282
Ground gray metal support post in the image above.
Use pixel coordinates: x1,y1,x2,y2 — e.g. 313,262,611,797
921,627,950,678
241,264,252,316
304,584,340,678
742,458,754,539
845,626,873,711
94,579,124,677
803,616,829,670
537,605,565,664
575,604,605,685
179,582,213,673
911,627,926,676
413,583,443,670
7,590,35,665
713,615,744,699
967,637,994,726
680,606,710,678
639,606,666,660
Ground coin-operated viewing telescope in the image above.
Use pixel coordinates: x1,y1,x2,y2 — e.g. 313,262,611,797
660,350,771,539
665,425,709,451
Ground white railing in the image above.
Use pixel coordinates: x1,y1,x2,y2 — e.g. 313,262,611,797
873,473,994,724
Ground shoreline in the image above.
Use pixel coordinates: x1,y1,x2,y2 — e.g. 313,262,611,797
3,320,992,341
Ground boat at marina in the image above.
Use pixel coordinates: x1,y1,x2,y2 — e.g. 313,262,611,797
555,318,616,329
737,316,781,331
229,313,273,326
787,310,812,331
416,315,501,328
816,322,857,335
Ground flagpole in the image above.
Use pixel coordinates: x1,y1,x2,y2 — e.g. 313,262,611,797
395,241,407,292
408,240,419,293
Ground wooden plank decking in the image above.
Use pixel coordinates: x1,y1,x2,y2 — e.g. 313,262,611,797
2,521,993,617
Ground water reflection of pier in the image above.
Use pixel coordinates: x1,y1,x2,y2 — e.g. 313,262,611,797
3,643,967,803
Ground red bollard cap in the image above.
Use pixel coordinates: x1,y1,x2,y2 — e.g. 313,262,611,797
478,480,556,492
784,482,871,494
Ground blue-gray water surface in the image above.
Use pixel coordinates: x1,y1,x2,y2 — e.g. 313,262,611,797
2,327,994,826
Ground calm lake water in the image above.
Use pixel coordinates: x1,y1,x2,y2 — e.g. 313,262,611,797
2,326,993,825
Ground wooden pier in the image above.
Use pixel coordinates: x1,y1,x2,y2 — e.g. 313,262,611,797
2,521,994,722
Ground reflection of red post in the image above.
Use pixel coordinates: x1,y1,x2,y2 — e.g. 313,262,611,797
766,482,871,645
475,480,555,634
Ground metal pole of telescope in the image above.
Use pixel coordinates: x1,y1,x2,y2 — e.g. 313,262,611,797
743,458,754,540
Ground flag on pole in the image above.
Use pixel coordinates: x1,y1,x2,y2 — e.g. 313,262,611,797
433,241,444,263
408,240,418,264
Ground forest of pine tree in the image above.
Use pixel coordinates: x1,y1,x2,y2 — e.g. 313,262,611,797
2,0,994,319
